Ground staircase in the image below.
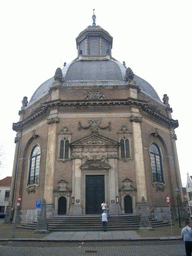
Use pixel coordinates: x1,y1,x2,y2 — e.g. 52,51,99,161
18,215,171,232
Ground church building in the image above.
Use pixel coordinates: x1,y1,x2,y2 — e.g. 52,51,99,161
9,13,182,223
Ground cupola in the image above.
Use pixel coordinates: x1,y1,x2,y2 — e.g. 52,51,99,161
76,10,113,57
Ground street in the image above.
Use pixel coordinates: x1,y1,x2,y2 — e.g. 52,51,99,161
0,240,185,256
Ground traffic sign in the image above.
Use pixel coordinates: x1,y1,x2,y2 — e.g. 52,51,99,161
36,200,41,209
165,195,171,204
17,195,21,206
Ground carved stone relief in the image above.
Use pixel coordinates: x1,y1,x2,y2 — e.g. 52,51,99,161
152,182,166,192
78,120,111,132
85,90,105,100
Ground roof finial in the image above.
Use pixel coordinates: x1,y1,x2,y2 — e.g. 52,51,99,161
92,9,96,26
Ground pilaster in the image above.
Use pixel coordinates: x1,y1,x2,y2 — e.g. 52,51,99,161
70,158,83,215
44,111,59,210
108,158,121,214
130,107,147,202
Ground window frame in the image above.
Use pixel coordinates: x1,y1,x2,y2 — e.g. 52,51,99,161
58,135,71,161
150,143,164,183
59,138,69,160
28,144,41,185
119,135,131,160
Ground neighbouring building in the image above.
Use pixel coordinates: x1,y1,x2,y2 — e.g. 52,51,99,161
186,174,192,217
9,13,183,223
0,176,11,217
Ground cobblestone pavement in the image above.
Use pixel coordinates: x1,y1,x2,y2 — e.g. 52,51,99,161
0,241,186,256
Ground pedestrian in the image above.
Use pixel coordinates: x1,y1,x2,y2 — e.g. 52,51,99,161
106,201,110,219
101,210,108,232
181,219,192,256
101,201,106,212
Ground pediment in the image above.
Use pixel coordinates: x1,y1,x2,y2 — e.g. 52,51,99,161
71,132,119,147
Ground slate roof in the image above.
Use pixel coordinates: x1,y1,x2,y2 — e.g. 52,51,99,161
28,24,161,106
29,58,161,106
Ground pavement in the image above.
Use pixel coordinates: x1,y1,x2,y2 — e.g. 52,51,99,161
0,218,182,242
42,230,182,242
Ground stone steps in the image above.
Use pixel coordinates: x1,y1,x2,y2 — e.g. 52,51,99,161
18,215,171,232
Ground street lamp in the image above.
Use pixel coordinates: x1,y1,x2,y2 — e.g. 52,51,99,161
175,188,181,228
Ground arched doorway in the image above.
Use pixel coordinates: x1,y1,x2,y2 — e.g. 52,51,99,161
124,195,133,213
58,196,67,215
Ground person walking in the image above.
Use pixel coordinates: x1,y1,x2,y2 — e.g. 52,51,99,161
101,201,106,212
101,210,108,232
181,219,192,256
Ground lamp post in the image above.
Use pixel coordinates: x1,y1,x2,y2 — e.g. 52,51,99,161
175,188,181,228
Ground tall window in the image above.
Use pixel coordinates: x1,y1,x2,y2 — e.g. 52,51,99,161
120,138,130,159
150,143,164,183
59,138,69,159
28,145,40,185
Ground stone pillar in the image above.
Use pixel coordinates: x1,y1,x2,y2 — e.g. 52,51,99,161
108,158,120,214
130,109,147,202
70,158,82,215
36,199,48,232
9,135,20,211
44,111,59,218
171,130,183,201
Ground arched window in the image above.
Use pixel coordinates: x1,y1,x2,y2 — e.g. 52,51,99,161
28,145,40,185
120,138,130,159
59,138,69,159
150,143,164,183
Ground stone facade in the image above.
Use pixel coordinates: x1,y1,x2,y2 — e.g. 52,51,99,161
9,18,183,223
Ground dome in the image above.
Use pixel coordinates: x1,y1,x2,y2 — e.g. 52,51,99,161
29,20,161,106
29,58,161,106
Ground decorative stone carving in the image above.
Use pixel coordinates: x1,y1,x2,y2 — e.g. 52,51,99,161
54,67,63,82
47,117,59,124
172,133,177,140
124,67,134,82
71,132,119,160
130,116,142,123
152,128,159,137
26,185,38,194
31,130,39,139
59,126,69,134
152,182,166,192
118,125,131,134
54,180,71,192
21,96,28,109
163,94,170,107
120,178,136,192
148,104,160,114
85,90,105,100
80,159,111,170
78,120,111,132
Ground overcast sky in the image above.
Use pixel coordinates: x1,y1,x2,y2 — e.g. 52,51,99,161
0,0,191,187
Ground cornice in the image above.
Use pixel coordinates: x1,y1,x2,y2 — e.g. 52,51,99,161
12,98,178,132
12,105,48,132
141,104,178,128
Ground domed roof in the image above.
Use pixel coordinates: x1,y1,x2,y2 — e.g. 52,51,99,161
29,58,160,105
29,17,161,106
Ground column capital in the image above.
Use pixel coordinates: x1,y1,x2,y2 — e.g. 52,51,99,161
130,116,142,123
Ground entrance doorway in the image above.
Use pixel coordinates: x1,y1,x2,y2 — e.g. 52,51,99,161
86,175,105,214
58,196,67,215
124,195,133,213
